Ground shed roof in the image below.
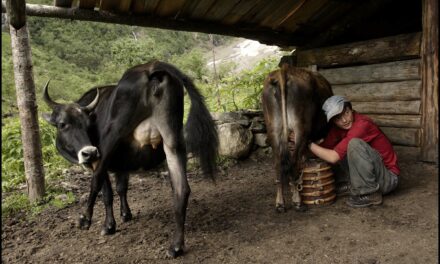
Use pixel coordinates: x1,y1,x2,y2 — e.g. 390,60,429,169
9,0,423,48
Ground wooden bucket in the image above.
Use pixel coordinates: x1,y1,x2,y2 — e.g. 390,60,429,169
299,158,336,206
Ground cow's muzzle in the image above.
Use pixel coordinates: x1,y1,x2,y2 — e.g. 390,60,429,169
78,146,100,164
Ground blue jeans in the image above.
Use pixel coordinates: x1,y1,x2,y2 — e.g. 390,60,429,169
334,138,399,195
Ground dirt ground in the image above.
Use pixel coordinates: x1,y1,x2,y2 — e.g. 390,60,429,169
2,151,438,264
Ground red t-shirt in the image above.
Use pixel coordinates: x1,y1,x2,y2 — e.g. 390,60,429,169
320,112,400,175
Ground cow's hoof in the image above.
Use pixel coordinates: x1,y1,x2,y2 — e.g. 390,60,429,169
294,203,308,212
100,225,116,236
78,214,91,230
121,212,132,223
275,205,286,213
166,246,184,258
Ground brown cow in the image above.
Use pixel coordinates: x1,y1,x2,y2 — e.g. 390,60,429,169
262,64,333,212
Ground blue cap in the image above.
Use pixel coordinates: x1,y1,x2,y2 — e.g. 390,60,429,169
322,95,349,122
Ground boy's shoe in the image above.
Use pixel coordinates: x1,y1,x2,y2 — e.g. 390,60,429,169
346,190,383,208
335,183,351,196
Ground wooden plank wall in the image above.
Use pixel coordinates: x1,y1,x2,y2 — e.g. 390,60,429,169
295,33,423,161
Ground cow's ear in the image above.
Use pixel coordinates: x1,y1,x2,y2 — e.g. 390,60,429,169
42,112,56,126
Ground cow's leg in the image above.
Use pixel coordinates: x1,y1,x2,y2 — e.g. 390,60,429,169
276,183,286,212
162,140,190,258
100,174,116,235
78,167,107,230
115,172,132,222
290,127,308,212
272,142,286,213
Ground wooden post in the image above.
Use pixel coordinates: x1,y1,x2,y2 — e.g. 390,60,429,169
420,0,439,163
7,0,45,201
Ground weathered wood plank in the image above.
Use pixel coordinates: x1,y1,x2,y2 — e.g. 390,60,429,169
99,0,120,12
190,0,216,20
420,0,439,162
368,114,421,128
205,0,241,21
0,2,295,46
278,0,329,32
393,146,420,161
297,32,421,68
332,80,421,102
131,0,146,14
118,0,133,13
248,0,285,25
304,0,394,49
155,0,185,17
381,127,420,146
353,101,420,115
222,0,263,25
78,0,96,9
260,0,306,28
320,59,420,84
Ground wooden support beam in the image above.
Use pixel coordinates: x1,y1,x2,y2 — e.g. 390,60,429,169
353,101,420,115
297,33,421,68
332,80,421,102
6,0,25,29
0,2,296,47
420,0,439,163
6,1,45,201
319,59,420,85
381,127,420,147
393,146,421,161
368,114,421,128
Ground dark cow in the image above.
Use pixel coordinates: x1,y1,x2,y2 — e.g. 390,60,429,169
262,64,333,212
42,60,218,257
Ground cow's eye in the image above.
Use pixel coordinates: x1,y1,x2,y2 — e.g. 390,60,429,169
58,122,69,130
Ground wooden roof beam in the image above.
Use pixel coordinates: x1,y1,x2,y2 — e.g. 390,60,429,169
0,2,298,47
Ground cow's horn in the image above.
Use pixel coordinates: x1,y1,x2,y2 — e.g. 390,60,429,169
43,79,61,110
82,88,99,112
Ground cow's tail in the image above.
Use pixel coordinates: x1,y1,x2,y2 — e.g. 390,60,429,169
180,75,218,180
279,64,293,186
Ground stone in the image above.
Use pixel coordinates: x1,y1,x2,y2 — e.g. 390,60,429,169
217,123,253,159
254,133,268,147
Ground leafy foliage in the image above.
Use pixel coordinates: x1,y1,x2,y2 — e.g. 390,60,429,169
2,118,69,193
203,57,279,112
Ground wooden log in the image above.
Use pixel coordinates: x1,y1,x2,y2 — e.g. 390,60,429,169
319,59,420,84
393,146,420,161
353,101,420,115
5,0,25,29
367,114,421,128
381,127,420,147
297,32,421,68
9,23,45,202
332,80,421,102
0,2,295,47
420,0,439,162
